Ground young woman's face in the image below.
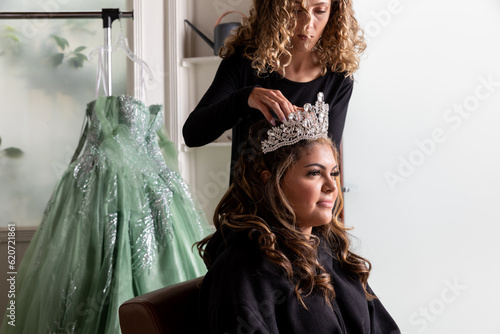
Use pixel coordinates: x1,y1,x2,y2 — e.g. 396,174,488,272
281,142,339,235
291,0,332,52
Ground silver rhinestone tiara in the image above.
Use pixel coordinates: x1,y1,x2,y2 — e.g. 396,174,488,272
261,92,329,154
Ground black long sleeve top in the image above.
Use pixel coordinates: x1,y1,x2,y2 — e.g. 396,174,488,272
182,49,354,175
198,229,401,334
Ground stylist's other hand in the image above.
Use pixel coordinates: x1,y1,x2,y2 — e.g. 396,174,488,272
248,87,295,125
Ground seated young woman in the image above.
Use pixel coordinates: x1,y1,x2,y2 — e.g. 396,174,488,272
196,93,400,333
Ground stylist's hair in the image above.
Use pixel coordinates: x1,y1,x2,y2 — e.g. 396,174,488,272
222,0,366,78
196,120,373,308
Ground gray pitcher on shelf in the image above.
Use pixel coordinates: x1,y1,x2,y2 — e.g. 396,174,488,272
185,11,246,55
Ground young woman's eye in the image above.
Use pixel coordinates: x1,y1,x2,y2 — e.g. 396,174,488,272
331,170,340,177
314,6,328,14
307,170,321,176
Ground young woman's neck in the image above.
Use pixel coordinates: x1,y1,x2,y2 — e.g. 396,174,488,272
280,50,323,83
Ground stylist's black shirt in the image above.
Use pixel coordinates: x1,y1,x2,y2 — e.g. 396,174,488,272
182,48,353,174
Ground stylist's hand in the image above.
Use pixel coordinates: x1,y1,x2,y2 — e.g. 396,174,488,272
248,87,295,125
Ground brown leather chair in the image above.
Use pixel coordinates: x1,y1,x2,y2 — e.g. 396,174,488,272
119,276,204,334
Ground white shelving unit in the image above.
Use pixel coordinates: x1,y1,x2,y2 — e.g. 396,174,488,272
166,1,249,220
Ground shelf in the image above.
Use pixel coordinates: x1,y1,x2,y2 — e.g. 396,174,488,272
180,56,221,68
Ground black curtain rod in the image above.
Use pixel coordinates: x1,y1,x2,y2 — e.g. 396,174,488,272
0,10,133,20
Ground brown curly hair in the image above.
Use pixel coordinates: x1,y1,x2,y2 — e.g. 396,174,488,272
196,120,373,308
221,0,366,78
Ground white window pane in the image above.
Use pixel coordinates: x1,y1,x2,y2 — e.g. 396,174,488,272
0,1,130,227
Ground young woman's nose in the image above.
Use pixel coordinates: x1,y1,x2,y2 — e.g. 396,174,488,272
306,12,315,29
297,9,313,32
303,11,314,30
322,177,337,193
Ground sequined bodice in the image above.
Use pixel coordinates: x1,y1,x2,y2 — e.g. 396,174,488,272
85,95,162,146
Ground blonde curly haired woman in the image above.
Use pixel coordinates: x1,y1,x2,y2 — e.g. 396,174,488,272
183,0,366,178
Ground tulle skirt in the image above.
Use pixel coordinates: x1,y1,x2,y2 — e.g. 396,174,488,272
1,96,211,333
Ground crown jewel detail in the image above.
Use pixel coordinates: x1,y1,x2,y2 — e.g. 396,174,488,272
261,92,329,154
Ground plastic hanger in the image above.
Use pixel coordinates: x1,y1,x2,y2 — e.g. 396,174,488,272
89,19,154,101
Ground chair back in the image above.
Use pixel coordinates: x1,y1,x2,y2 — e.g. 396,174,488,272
119,276,204,334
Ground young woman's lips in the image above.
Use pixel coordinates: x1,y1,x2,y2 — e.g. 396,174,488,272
298,34,309,40
317,201,334,208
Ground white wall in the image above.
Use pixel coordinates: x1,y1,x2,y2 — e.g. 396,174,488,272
345,0,500,333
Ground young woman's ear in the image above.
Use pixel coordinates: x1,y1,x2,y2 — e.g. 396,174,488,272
260,170,271,183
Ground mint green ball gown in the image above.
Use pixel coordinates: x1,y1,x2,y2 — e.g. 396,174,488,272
1,96,212,333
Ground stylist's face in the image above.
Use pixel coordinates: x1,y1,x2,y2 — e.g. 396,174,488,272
281,142,339,236
292,0,331,52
